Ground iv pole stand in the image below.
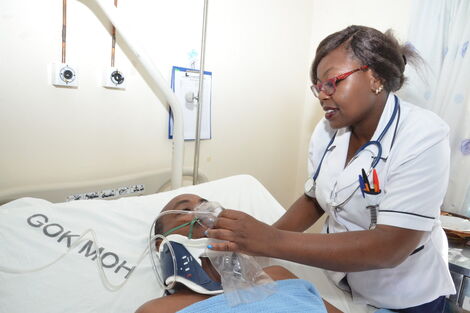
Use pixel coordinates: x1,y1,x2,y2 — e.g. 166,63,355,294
193,0,209,185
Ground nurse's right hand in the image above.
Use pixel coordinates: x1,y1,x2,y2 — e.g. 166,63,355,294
205,209,281,257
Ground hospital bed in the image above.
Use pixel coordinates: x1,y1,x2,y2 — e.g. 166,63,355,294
0,174,376,313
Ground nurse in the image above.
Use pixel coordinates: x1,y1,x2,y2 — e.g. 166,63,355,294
206,25,455,312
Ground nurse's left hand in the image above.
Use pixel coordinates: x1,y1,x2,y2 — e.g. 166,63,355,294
205,209,280,256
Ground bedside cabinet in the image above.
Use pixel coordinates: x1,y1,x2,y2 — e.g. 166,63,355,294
447,242,470,312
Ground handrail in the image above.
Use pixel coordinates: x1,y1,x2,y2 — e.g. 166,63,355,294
78,0,184,189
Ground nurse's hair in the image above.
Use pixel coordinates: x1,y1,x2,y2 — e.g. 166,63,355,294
310,25,422,92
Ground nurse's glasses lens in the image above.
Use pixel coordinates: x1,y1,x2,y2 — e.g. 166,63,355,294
311,81,335,98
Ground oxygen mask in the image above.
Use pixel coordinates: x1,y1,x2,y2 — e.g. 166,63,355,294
148,200,276,306
193,201,224,228
148,201,224,293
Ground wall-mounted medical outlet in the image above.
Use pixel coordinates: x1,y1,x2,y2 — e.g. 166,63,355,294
51,63,78,87
103,67,126,89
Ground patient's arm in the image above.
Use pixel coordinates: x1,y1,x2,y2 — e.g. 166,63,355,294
135,265,342,313
135,290,210,313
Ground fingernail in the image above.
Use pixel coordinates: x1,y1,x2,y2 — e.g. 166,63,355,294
207,244,213,249
204,230,208,237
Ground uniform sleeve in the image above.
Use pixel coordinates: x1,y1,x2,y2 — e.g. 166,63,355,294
378,116,450,231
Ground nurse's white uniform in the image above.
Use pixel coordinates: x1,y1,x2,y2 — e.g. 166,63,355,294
307,93,455,309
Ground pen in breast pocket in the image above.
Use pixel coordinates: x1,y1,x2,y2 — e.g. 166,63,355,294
372,169,380,193
361,168,370,192
358,175,366,198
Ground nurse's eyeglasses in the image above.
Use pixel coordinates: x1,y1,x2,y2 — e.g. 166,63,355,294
311,65,369,98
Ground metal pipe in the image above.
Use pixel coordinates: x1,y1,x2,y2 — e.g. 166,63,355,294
193,0,209,185
110,0,117,67
79,0,184,188
62,0,67,63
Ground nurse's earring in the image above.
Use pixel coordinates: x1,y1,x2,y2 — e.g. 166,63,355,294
375,85,383,95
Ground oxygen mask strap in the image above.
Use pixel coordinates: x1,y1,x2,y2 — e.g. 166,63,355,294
163,217,200,239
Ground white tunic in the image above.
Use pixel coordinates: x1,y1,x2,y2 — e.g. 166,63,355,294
307,93,455,309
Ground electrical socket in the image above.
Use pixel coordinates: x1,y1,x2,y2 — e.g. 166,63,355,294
103,67,126,89
51,63,78,87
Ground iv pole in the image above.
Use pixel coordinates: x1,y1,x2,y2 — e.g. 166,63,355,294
193,0,209,185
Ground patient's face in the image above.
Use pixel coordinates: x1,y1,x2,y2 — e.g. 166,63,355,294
159,193,208,239
159,193,220,282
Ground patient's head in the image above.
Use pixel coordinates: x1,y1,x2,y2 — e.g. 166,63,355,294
154,193,208,239
154,194,221,284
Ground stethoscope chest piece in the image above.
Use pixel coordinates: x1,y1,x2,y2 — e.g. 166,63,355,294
304,177,316,198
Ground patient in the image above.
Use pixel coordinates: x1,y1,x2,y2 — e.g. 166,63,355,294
135,194,342,313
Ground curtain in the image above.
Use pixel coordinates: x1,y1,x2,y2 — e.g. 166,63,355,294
397,0,470,215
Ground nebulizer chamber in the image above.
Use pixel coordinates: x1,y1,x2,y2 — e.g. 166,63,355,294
149,201,276,306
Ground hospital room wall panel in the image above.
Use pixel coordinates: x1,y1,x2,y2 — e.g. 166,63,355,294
0,0,174,190
0,0,412,212
0,0,312,208
191,0,314,207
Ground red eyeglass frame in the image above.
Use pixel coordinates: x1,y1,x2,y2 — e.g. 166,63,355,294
311,65,369,97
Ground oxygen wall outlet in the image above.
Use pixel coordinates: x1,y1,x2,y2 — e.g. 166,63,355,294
103,67,126,89
51,63,78,87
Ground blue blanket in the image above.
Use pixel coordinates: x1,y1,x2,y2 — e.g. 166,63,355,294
178,279,327,313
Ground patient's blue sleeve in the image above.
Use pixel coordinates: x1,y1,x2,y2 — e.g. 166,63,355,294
177,279,328,313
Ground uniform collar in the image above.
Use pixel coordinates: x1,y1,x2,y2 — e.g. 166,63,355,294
366,92,398,160
328,93,398,162
319,93,399,196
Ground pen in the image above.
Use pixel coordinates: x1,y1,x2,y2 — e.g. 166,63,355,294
373,169,380,193
358,175,366,198
361,168,370,192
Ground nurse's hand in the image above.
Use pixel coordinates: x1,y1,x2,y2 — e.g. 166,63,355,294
205,209,280,256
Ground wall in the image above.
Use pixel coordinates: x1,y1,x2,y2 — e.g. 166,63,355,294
0,0,413,209
0,0,313,208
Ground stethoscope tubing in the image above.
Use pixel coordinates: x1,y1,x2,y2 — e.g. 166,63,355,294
312,95,400,182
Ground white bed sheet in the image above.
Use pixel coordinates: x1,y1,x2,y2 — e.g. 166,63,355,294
0,175,373,313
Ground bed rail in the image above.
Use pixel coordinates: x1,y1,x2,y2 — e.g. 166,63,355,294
0,168,208,205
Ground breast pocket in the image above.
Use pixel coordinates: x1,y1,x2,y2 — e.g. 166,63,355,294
332,187,371,231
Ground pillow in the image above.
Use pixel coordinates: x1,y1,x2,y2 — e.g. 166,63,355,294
0,175,285,313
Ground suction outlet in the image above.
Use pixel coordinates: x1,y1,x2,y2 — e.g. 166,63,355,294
103,67,126,89
51,63,78,87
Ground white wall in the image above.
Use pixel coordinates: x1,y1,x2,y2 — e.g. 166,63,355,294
0,0,313,207
0,0,413,209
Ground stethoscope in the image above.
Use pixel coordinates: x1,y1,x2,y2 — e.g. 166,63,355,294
304,95,401,200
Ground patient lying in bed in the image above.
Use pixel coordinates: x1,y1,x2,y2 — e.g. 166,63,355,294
135,194,342,313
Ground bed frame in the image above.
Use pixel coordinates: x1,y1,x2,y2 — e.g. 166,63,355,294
0,169,208,205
